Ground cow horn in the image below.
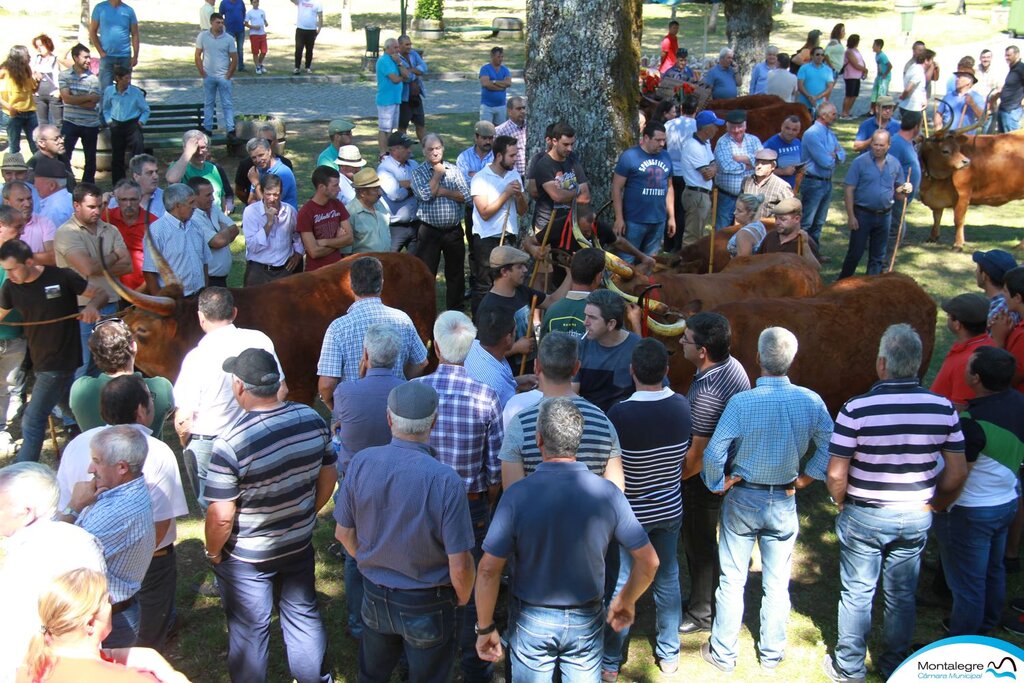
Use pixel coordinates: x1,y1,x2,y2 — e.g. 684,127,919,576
99,239,176,317
144,229,182,289
569,198,593,250
605,251,635,280
605,276,672,316
646,316,688,337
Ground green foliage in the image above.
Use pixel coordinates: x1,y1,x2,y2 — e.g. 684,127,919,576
414,0,444,21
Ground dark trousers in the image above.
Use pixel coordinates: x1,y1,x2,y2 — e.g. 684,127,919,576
61,120,99,184
209,275,228,287
664,175,687,252
109,118,144,184
457,497,493,682
213,544,331,683
295,28,317,69
464,206,476,287
839,207,891,279
390,221,420,254
416,221,465,311
137,545,177,649
682,475,722,627
470,234,511,317
244,260,296,286
360,581,459,683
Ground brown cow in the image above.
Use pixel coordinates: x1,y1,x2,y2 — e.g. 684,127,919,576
671,225,738,273
710,103,812,146
707,94,785,111
105,252,438,405
918,131,1024,249
664,273,937,415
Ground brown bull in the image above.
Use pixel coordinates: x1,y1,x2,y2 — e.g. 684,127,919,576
106,252,437,405
671,225,738,273
707,94,785,111
678,273,937,415
711,103,812,146
918,131,1024,249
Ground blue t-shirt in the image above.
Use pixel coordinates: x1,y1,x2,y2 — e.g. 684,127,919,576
483,460,648,606
91,1,138,57
889,134,921,202
479,63,511,107
262,159,298,209
844,151,905,211
854,117,900,142
614,145,673,224
763,134,802,187
703,64,738,99
797,62,834,107
376,56,403,106
575,332,643,412
218,0,247,35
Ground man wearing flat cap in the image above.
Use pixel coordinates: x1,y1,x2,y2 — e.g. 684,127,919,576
758,197,820,267
334,380,476,681
712,109,763,229
317,118,355,170
853,95,900,152
931,293,996,409
33,156,75,229
204,347,337,683
458,121,497,298
740,148,793,220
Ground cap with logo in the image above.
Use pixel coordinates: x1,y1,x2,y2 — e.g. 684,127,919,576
695,110,726,128
387,132,417,147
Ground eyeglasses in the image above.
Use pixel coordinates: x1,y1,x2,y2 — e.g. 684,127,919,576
813,52,825,57
680,337,698,346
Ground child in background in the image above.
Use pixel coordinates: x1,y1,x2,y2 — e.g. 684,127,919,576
871,38,892,116
245,0,269,74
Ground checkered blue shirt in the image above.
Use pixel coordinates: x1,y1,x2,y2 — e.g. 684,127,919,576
713,133,763,196
702,376,833,491
316,298,429,382
412,161,470,228
77,476,155,603
415,364,503,493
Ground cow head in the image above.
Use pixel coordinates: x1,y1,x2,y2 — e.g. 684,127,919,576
919,134,972,181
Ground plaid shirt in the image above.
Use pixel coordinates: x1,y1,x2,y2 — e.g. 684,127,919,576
416,364,503,493
412,161,470,229
77,476,155,602
317,297,428,383
741,172,794,219
714,133,763,196
495,118,527,174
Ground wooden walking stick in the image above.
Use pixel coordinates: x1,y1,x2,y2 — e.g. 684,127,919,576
707,188,719,274
498,202,512,247
797,231,805,257
527,201,562,289
518,294,539,376
888,169,914,273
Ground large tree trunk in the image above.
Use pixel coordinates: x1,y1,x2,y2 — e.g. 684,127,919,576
80,0,91,43
723,0,772,94
525,0,642,210
780,0,794,15
340,0,353,33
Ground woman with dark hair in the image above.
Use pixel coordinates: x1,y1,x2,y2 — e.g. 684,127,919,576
30,34,69,126
824,23,847,75
0,46,38,154
790,29,822,74
841,34,868,119
652,98,678,124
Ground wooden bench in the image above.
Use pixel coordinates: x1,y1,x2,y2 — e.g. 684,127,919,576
446,17,524,39
144,103,229,151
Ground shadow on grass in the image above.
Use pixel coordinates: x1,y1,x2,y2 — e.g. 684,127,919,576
141,21,205,48
792,0,890,18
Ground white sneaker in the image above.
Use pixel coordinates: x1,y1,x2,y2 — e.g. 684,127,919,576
293,67,299,75
305,67,312,74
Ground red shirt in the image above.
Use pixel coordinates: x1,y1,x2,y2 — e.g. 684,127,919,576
296,198,350,271
106,207,157,290
930,333,995,406
1005,321,1024,392
660,35,678,74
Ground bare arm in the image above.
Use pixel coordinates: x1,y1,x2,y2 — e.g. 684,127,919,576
154,519,172,548
194,48,205,77
131,22,140,66
33,244,56,266
204,500,236,559
335,524,357,557
173,407,192,446
826,455,851,505
403,359,428,379
473,552,507,662
314,464,339,512
318,376,339,410
88,20,104,57
607,542,659,632
448,550,476,606
610,172,627,235
602,457,625,491
208,223,239,249
682,435,708,479
929,449,968,511
540,179,581,205
501,460,525,490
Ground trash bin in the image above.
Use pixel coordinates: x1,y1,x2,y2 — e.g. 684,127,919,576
894,0,920,33
1010,0,1024,37
364,25,381,58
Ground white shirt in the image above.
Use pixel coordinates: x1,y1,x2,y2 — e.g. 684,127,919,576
378,155,420,223
0,520,105,683
338,173,356,205
295,0,322,30
242,200,302,266
680,135,715,190
56,424,190,549
765,69,799,103
193,205,235,277
502,388,543,432
173,323,285,437
902,63,927,111
470,165,523,239
665,115,697,176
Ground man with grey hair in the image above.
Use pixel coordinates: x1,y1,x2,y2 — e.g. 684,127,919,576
29,123,76,191
32,156,75,228
822,324,967,683
700,326,833,673
376,36,411,155
335,381,475,681
3,179,56,265
245,136,298,209
475,397,658,677
702,47,739,99
142,182,210,297
750,45,780,95
108,153,165,219
414,309,502,681
165,129,233,213
235,123,294,205
58,424,155,648
0,462,105,681
205,347,337,683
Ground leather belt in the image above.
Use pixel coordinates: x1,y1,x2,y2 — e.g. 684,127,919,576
467,491,487,501
248,260,289,272
191,434,216,441
855,204,893,216
845,497,884,509
716,188,739,198
111,596,137,614
805,173,832,182
153,545,173,558
685,186,712,195
421,221,461,232
390,220,419,227
733,480,796,492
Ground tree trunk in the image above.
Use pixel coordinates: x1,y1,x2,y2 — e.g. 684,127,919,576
708,2,720,33
80,0,91,43
525,0,642,210
780,0,794,15
340,0,353,33
723,0,772,94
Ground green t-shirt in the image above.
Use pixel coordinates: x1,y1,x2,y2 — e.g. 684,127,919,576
316,144,339,170
541,293,588,340
0,269,23,341
183,161,227,209
69,372,174,434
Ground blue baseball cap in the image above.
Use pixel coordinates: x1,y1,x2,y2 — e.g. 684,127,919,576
695,110,725,128
973,249,1018,282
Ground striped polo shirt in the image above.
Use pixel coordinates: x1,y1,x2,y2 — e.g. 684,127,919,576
499,395,621,477
687,355,751,437
205,402,335,563
830,379,965,509
607,387,691,525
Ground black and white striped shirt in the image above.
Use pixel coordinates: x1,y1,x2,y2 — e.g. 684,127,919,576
687,356,751,437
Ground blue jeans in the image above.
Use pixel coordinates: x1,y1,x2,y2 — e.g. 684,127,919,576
834,503,932,680
103,600,140,648
213,544,331,683
344,547,365,637
714,192,737,230
231,31,246,70
511,601,604,680
622,220,664,262
17,369,74,462
183,436,214,511
709,486,798,669
603,517,681,671
359,580,458,683
203,75,235,133
800,175,833,245
99,55,132,92
934,500,1018,636
839,207,891,279
479,104,506,125
76,302,118,382
999,106,1022,133
6,111,37,155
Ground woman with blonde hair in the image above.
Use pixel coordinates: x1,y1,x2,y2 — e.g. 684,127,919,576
726,194,768,257
19,569,188,683
0,46,38,154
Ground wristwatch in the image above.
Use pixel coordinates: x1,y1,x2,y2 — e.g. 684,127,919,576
62,505,79,520
474,622,497,636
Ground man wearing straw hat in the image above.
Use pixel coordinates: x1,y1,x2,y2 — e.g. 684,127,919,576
935,65,986,133
346,168,392,255
335,144,366,205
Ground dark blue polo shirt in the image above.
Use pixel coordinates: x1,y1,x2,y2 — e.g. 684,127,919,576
333,368,406,475
335,437,475,590
483,461,648,607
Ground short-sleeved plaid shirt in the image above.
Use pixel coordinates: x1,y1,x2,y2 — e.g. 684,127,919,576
317,298,428,382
